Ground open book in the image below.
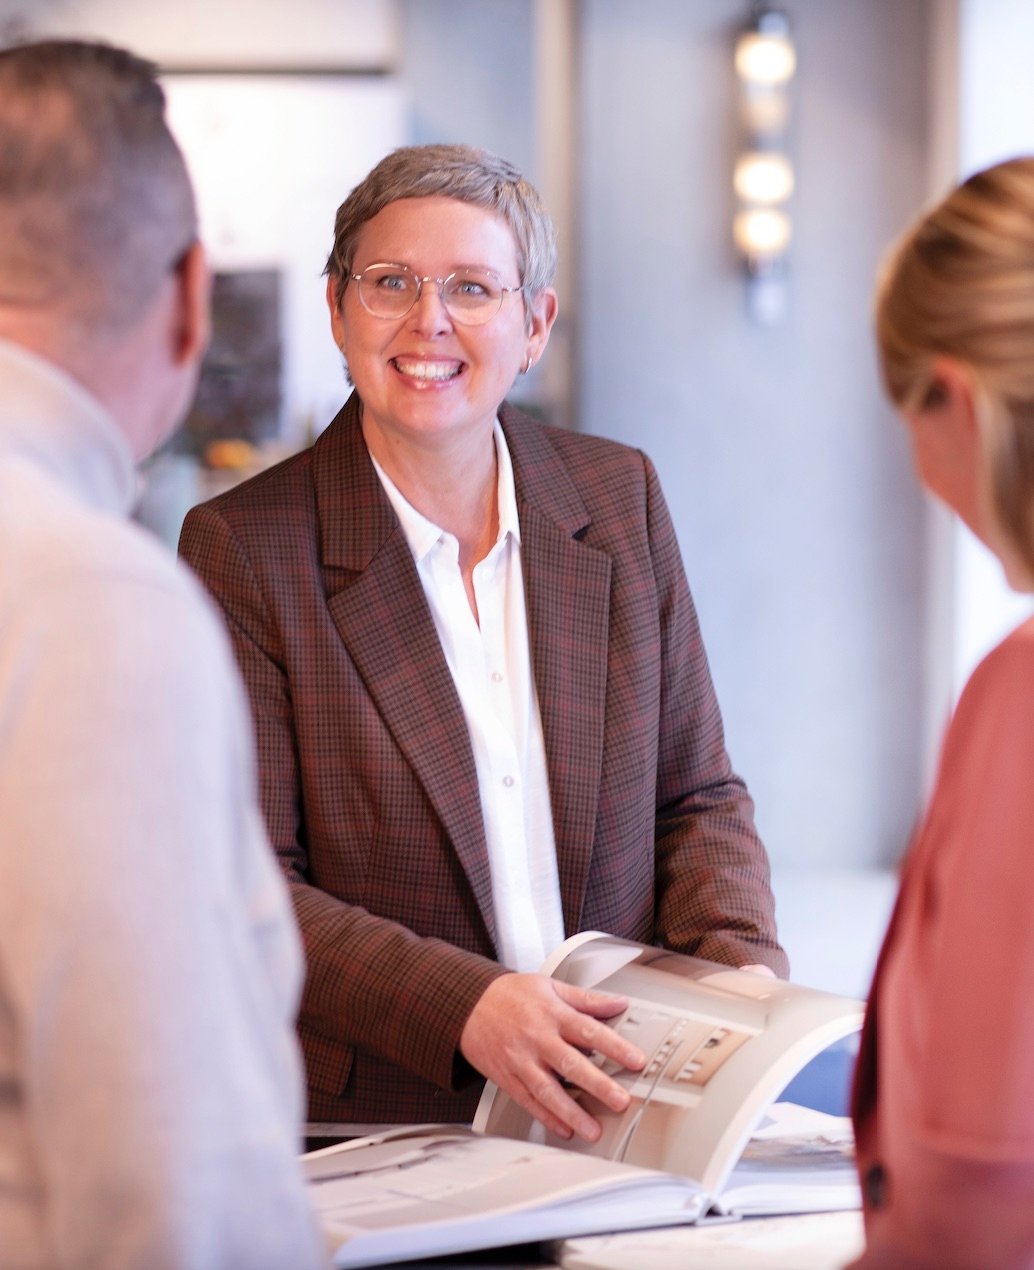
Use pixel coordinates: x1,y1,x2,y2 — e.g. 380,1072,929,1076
304,931,864,1268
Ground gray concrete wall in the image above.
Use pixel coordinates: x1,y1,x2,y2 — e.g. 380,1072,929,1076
577,0,930,870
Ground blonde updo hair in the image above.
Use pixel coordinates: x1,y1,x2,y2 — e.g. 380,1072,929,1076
875,156,1034,579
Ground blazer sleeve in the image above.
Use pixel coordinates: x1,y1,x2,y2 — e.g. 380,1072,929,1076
641,454,787,975
179,501,507,1096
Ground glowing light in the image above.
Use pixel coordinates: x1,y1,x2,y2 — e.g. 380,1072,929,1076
735,28,796,86
734,152,794,204
733,207,792,257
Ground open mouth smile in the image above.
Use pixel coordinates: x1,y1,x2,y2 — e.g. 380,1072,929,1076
391,357,464,383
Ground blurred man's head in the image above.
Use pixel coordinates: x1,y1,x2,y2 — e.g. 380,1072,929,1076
0,39,209,456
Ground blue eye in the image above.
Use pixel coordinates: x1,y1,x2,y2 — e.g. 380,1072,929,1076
448,273,500,303
375,272,410,293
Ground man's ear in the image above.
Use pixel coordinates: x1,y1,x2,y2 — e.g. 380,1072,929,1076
171,240,211,368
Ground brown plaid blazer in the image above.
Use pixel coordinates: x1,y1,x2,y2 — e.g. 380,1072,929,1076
179,394,787,1125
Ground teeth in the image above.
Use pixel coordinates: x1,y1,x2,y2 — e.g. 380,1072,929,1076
393,358,461,381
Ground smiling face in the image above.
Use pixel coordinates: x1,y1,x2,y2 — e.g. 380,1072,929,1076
328,195,556,462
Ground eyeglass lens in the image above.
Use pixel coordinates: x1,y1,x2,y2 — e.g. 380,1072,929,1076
354,264,506,325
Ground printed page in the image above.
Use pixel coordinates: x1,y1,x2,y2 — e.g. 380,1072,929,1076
476,934,864,1199
718,1103,860,1216
304,1128,710,1268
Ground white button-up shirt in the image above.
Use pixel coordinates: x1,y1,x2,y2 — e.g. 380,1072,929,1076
371,423,565,971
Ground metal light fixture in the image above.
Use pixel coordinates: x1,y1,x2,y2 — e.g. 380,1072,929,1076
734,4,796,324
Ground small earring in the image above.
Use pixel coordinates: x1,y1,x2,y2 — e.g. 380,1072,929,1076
521,354,533,375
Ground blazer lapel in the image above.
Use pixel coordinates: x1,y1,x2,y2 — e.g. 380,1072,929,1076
313,399,497,946
502,406,612,936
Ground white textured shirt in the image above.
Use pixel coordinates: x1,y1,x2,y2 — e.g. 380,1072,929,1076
372,423,565,971
0,339,325,1269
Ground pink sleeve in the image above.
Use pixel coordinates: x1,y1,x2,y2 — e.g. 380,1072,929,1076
851,1151,1034,1267
850,628,1034,1267
915,632,1034,1156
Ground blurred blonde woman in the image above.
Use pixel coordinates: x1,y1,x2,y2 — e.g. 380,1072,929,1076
851,156,1034,1268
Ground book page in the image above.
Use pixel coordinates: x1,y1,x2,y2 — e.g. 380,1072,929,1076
719,1103,859,1216
476,934,864,1199
304,1128,710,1267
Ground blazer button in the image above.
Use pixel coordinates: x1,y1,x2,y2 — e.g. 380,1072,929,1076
863,1162,888,1209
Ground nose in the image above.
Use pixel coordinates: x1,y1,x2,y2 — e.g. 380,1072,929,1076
408,276,453,333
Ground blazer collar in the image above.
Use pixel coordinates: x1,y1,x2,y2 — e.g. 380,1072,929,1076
499,401,591,539
311,394,593,565
312,393,397,571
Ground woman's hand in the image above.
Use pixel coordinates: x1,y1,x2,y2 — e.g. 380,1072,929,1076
459,973,646,1143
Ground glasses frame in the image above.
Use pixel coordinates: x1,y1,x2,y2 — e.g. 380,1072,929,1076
347,261,522,326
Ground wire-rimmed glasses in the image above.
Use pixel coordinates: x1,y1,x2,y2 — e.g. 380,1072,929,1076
347,262,521,326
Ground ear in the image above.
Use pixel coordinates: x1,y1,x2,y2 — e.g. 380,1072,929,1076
171,240,211,368
926,356,978,437
326,274,348,352
523,287,558,369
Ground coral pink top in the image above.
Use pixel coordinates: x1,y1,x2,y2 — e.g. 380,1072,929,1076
851,616,1034,1268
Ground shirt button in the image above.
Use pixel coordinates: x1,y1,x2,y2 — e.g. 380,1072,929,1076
491,671,504,683
502,775,515,788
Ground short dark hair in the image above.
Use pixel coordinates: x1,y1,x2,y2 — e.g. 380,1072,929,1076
0,39,197,330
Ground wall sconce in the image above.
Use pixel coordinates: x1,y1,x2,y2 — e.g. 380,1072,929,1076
734,4,796,324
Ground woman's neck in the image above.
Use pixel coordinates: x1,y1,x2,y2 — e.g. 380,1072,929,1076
362,415,500,571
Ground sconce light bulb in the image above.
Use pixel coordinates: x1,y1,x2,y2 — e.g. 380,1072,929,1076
734,207,792,258
735,29,796,86
741,86,790,136
734,152,794,204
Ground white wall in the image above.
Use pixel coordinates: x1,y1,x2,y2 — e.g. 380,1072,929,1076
0,0,398,67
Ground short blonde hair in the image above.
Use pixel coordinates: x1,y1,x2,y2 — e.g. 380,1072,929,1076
876,156,1034,577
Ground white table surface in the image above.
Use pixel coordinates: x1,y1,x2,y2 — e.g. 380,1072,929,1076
556,1210,864,1268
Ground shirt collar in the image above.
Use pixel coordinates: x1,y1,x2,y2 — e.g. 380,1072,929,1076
371,419,522,565
0,336,136,516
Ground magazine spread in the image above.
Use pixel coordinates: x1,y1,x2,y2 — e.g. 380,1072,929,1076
304,931,865,1268
476,932,864,1200
305,1125,710,1269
